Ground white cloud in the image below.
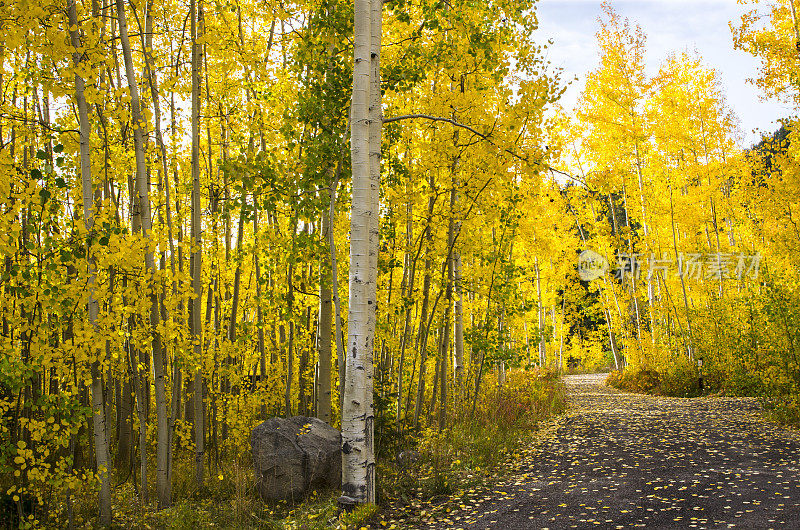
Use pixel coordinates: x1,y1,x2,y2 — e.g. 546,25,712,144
535,0,791,145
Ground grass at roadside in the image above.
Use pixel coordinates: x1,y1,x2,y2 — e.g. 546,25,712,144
372,368,566,528
64,369,565,529
606,363,800,429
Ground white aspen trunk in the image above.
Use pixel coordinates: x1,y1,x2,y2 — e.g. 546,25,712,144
453,251,464,387
328,174,345,411
790,0,800,42
414,204,434,426
318,182,333,425
535,258,546,366
115,0,169,508
448,72,463,399
341,0,377,507
228,191,247,344
253,197,267,421
600,197,631,346
68,3,111,523
285,229,296,416
439,177,459,425
396,199,414,421
670,185,694,359
139,4,176,270
551,304,557,364
365,0,381,494
523,320,530,365
621,182,643,346
558,298,566,369
140,4,181,500
603,305,619,370
440,205,455,429
633,141,656,345
190,0,205,488
114,1,149,502
254,207,266,380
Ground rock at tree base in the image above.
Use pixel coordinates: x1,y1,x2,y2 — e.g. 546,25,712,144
251,416,341,502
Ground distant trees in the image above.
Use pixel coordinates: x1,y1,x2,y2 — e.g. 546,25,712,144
564,2,800,420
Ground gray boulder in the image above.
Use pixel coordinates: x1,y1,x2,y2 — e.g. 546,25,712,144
251,416,341,502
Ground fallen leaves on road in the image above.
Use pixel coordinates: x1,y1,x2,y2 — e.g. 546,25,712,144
374,373,800,529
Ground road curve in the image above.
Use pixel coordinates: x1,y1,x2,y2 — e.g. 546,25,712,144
431,373,800,529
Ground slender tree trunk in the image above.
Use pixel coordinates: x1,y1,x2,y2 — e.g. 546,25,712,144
299,252,312,416
228,196,247,344
396,199,416,422
328,170,346,411
453,251,464,389
414,194,434,427
535,258,546,366
285,215,297,416
621,182,643,348
116,378,132,472
254,204,267,417
633,141,656,345
116,0,170,507
139,5,181,498
68,4,111,522
558,298,566,369
286,319,294,416
115,0,149,502
670,185,694,358
190,0,205,488
428,343,441,422
317,182,334,425
223,192,247,438
439,187,456,429
363,0,381,496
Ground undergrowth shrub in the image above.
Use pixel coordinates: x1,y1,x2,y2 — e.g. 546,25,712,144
378,368,566,505
606,365,661,394
608,270,800,427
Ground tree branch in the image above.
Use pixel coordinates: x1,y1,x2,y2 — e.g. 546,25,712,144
383,113,530,163
384,113,593,189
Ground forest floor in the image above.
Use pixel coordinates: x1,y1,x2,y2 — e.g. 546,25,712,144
379,373,800,529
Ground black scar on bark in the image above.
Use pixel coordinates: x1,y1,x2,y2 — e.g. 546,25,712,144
339,486,361,512
342,441,352,454
342,483,358,496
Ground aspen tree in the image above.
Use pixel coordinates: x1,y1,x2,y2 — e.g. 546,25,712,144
330,171,346,409
414,189,435,427
341,0,377,507
734,0,800,103
190,0,205,488
453,251,465,386
535,257,546,365
318,169,334,424
137,2,181,498
115,0,171,507
68,2,111,523
396,198,416,421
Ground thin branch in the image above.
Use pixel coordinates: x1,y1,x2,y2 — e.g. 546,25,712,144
385,113,594,189
383,113,520,157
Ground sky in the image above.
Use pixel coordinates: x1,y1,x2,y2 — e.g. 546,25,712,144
534,0,793,146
